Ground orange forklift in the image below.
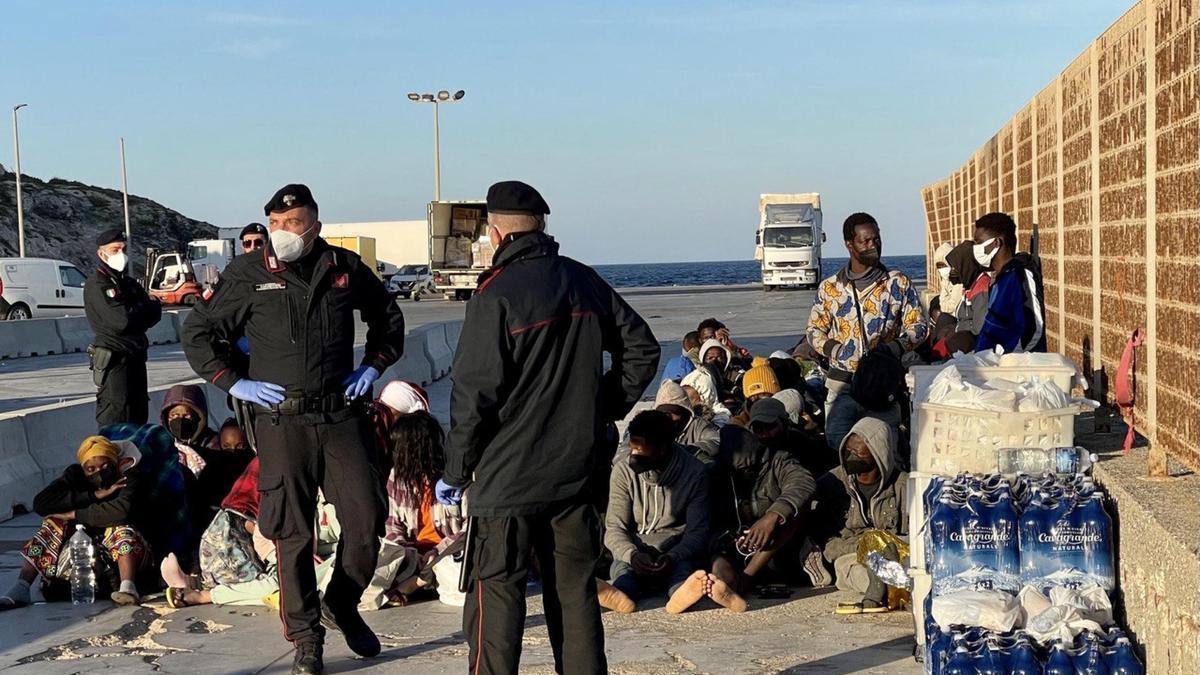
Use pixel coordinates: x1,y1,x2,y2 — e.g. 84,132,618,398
143,247,204,306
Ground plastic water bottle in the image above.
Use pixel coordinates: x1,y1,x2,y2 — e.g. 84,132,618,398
1074,635,1111,675
998,447,1096,475
1008,640,1044,675
942,645,976,675
1103,638,1144,675
976,639,1008,675
68,525,95,605
1045,642,1075,675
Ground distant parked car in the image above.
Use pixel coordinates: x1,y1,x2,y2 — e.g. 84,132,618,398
0,257,89,320
387,264,434,301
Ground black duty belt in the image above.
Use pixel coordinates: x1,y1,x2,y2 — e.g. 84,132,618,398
257,392,353,416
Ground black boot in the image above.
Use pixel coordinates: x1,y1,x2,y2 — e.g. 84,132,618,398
320,601,381,658
292,640,324,675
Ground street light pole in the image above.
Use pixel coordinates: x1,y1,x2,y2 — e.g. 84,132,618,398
12,104,28,258
433,101,441,201
120,137,131,246
408,90,465,202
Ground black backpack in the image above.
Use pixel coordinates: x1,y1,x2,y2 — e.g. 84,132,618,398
848,283,905,411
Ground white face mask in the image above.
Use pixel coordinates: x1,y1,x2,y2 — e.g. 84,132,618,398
973,237,999,268
105,252,128,273
937,267,951,281
270,226,314,263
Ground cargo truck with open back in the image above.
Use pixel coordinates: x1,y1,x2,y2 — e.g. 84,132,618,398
428,200,495,300
754,193,824,290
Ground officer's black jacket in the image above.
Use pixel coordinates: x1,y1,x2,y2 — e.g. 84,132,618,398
181,238,405,396
84,264,163,355
445,232,660,516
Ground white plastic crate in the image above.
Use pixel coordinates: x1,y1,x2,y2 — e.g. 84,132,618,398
906,471,940,574
911,568,932,649
910,402,1081,475
907,363,1079,403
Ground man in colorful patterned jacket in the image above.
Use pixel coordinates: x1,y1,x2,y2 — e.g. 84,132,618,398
805,212,927,450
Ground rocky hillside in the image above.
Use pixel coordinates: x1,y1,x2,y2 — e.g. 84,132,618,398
0,164,216,273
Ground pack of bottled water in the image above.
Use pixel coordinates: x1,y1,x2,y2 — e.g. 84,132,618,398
924,473,1114,597
924,615,1144,675
1017,474,1115,593
925,475,1022,596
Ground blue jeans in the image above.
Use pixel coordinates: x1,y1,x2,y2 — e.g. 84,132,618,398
825,378,902,451
610,558,697,601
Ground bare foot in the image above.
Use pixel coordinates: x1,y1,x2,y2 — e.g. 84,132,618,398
665,570,707,614
596,579,636,614
707,573,748,613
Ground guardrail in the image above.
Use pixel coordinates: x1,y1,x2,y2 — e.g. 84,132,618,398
0,319,463,522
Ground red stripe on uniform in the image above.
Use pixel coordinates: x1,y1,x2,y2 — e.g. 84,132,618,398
476,266,506,295
473,580,485,675
509,310,596,337
273,542,292,643
211,368,230,386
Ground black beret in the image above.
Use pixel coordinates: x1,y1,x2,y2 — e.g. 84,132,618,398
95,228,126,248
264,184,318,217
240,222,268,239
486,180,550,216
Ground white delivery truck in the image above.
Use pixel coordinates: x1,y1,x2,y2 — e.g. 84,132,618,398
755,193,824,290
186,239,236,288
427,200,494,301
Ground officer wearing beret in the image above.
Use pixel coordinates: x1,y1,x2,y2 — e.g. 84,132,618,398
182,184,405,675
440,180,660,674
239,222,268,254
84,229,163,428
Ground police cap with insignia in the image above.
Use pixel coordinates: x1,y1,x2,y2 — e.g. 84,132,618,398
486,180,550,216
95,228,126,248
240,222,268,239
264,183,318,217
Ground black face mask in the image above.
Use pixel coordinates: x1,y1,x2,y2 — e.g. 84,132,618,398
168,417,200,442
628,453,667,475
88,464,121,489
843,454,875,475
858,248,881,266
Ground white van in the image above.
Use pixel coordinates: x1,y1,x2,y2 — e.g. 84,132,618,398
0,258,89,320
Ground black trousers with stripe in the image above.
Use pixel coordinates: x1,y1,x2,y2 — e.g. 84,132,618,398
95,351,148,429
254,411,385,644
463,501,606,675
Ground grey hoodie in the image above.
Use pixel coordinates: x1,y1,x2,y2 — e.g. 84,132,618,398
815,416,908,562
605,445,710,566
655,379,721,465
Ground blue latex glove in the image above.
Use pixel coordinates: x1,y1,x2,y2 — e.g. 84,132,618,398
342,366,381,399
435,478,463,506
229,379,286,407
235,336,251,355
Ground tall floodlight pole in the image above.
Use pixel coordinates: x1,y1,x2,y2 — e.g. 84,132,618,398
407,90,465,201
12,104,28,257
120,137,131,246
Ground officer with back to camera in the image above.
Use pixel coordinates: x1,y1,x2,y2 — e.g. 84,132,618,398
85,228,162,428
439,180,660,675
181,184,405,675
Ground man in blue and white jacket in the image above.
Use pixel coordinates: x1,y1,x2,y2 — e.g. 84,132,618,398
972,212,1047,354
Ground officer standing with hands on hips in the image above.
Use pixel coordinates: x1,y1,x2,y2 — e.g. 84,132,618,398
85,228,162,428
182,184,405,675
439,180,660,675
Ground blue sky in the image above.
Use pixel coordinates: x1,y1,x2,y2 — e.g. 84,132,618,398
2,1,1132,263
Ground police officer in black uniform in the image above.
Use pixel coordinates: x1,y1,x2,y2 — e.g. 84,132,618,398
440,181,660,675
239,222,268,254
182,185,405,675
84,229,163,428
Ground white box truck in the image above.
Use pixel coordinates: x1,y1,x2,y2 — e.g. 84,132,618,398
755,193,824,290
428,200,493,301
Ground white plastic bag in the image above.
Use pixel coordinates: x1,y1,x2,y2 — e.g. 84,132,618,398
1016,377,1071,412
1048,585,1113,626
1018,585,1053,626
1026,605,1104,644
931,590,1022,633
432,555,466,607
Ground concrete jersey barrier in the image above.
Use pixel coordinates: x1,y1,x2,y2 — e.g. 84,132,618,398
0,417,41,522
55,316,94,353
0,317,64,358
